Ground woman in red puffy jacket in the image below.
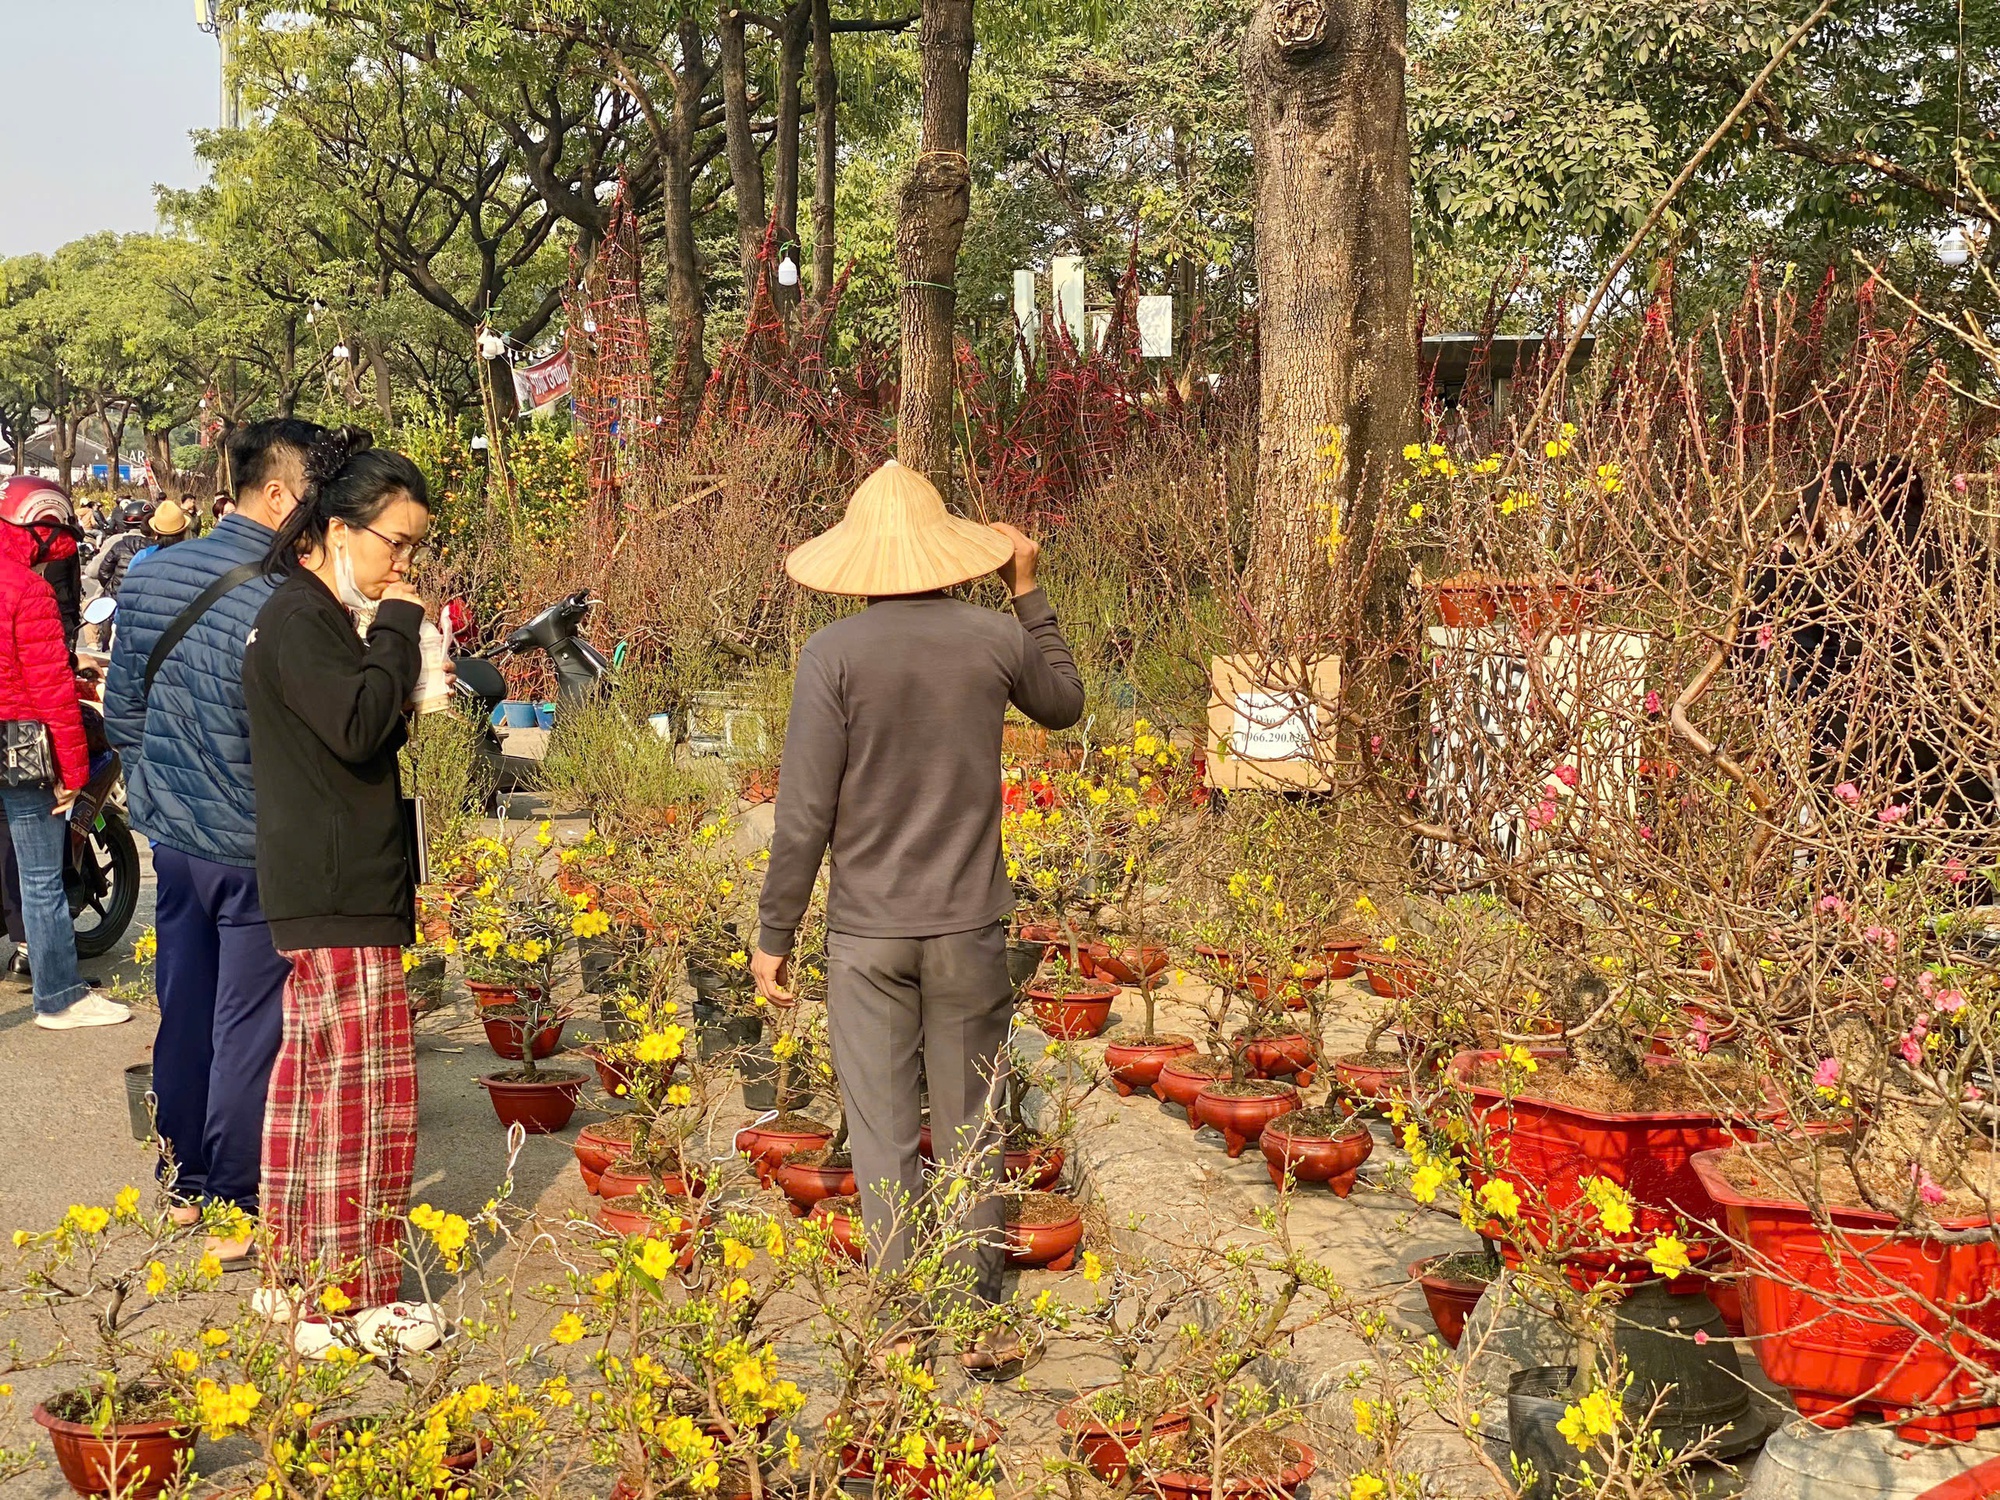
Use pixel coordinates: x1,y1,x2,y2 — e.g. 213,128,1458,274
0,477,129,1029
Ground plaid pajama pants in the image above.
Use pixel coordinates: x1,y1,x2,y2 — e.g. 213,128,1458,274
260,946,417,1308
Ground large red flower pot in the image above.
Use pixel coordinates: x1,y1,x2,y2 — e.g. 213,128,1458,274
1259,1112,1375,1195
1233,1031,1317,1087
479,1070,585,1134
34,1395,193,1500
1317,933,1367,980
1360,952,1431,998
1104,1035,1198,1097
734,1118,833,1185
1136,1439,1316,1500
1692,1149,2000,1442
1332,1051,1436,1112
1410,1255,1494,1349
573,1120,640,1194
1237,967,1327,1010
467,980,542,1012
480,1011,564,1061
1450,1050,1740,1283
1057,1391,1194,1484
595,1195,705,1263
810,1197,867,1262
838,1411,1001,1500
1157,1056,1232,1125
597,1164,701,1202
1192,1082,1301,1158
1094,945,1170,986
773,1153,857,1216
1028,980,1118,1039
1004,1193,1084,1270
913,1126,1064,1187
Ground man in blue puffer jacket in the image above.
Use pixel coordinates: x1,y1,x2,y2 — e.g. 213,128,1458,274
106,417,326,1254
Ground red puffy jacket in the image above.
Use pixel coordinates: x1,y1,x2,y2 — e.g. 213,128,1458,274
0,522,88,790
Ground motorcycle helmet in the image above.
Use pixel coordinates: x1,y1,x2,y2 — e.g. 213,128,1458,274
0,475,74,531
113,498,153,532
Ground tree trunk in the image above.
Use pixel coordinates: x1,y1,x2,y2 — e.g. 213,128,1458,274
720,10,769,313
367,333,396,432
1243,0,1416,643
146,429,181,505
770,2,811,331
665,20,714,417
894,0,976,485
811,0,838,306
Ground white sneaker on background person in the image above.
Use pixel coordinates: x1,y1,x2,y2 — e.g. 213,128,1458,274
355,1301,447,1355
32,991,131,1029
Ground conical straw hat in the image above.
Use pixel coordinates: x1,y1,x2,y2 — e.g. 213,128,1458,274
786,460,1013,596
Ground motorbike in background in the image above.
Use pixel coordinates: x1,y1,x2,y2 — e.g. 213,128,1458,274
449,589,613,809
64,595,141,957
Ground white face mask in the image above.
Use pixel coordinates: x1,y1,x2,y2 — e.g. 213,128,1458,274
330,531,379,634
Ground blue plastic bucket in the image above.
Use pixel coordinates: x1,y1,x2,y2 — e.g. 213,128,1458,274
497,699,538,729
536,703,557,730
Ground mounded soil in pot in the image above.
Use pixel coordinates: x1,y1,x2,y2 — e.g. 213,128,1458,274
1137,1429,1315,1495
784,1146,852,1169
1264,1105,1367,1137
1204,1079,1296,1100
1711,1139,2000,1219
1005,1190,1082,1227
1465,1057,1760,1115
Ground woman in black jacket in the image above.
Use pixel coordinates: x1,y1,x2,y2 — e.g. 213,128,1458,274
243,428,439,1357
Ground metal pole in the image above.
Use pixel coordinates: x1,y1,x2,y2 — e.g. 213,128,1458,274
219,8,240,130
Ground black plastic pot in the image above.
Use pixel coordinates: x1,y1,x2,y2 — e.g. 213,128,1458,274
740,1045,817,1111
1508,1365,1586,1500
1006,940,1045,995
406,955,447,1015
124,1063,156,1143
579,937,630,997
599,993,640,1043
694,998,762,1059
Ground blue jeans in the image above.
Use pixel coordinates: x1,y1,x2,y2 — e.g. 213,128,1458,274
0,786,86,1015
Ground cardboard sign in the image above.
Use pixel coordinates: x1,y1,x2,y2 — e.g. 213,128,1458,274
512,349,573,411
1205,656,1340,791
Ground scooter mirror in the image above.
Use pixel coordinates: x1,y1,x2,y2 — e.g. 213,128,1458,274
83,596,118,626
451,655,508,702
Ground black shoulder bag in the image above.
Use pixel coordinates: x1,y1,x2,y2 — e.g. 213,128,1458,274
142,561,265,701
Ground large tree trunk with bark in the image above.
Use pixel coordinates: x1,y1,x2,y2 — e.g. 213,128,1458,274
894,0,975,485
1243,0,1416,643
720,9,770,312
811,0,838,307
666,20,714,417
366,333,396,431
145,429,181,505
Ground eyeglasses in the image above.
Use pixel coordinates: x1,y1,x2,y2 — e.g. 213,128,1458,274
349,521,430,563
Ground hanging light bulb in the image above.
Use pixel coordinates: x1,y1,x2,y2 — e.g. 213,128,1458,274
470,434,490,452
331,343,351,362
777,254,799,288
305,309,316,325
583,317,598,333
476,329,508,361
1937,224,1974,268
594,179,618,203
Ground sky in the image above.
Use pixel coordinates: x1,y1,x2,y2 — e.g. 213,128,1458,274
1,0,221,257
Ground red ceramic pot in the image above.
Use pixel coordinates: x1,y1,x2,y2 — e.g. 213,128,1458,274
479,1070,585,1134
1450,1050,1740,1283
1360,952,1431,998
1104,1035,1198,1098
1260,1113,1375,1195
34,1395,193,1500
1157,1056,1232,1125
1028,979,1118,1039
581,1046,679,1100
481,1012,564,1062
599,1164,699,1201
1332,1051,1436,1111
1192,1082,1301,1157
1234,1030,1317,1087
1411,1255,1493,1349
1004,1195,1084,1270
1433,573,1501,628
1317,933,1368,980
915,1125,1064,1187
838,1411,1001,1499
1191,942,1240,973
467,980,542,1012
1077,942,1113,979
1058,1392,1194,1484
1502,575,1591,636
810,1199,866,1262
610,1479,754,1500
595,1194,705,1256
1236,967,1327,1010
1137,1439,1316,1500
1094,944,1170,986
734,1118,834,1185
773,1153,858,1216
1693,1149,2000,1442
573,1120,640,1194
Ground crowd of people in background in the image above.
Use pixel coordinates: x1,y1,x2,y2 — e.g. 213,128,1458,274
0,421,444,1357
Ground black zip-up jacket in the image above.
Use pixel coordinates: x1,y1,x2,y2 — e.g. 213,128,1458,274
243,569,421,952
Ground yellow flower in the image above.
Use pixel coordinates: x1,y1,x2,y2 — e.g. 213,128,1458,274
1581,1176,1635,1235
1410,1162,1448,1204
113,1186,142,1221
1350,1477,1386,1500
1080,1251,1103,1283
899,1433,929,1467
571,909,612,938
764,1221,787,1259
201,1328,230,1347
1401,443,1423,463
1379,934,1398,954
550,1313,587,1345
319,1286,352,1314
720,1238,755,1270
172,1349,201,1373
64,1204,110,1236
1352,1397,1377,1438
145,1261,168,1296
1557,1388,1618,1449
197,1253,223,1281
10,1230,28,1248
635,1238,678,1281
633,1026,686,1064
1407,503,1424,520
1354,894,1377,917
722,1277,751,1303
1646,1234,1691,1279
1477,1180,1521,1221
1500,1044,1537,1073
667,1085,693,1107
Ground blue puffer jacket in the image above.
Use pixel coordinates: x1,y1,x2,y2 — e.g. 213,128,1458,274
104,515,280,866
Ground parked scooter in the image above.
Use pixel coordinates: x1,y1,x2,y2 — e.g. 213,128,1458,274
65,595,141,957
450,589,612,809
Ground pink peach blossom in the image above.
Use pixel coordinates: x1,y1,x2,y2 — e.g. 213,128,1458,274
1915,1167,1946,1207
1936,989,1967,1014
1945,858,1967,884
1878,804,1909,825
1554,764,1580,788
1834,782,1861,804
1645,690,1663,716
1813,1057,1841,1089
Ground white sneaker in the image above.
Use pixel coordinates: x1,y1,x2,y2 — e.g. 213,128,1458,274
354,1301,447,1356
251,1286,300,1322
288,1317,344,1360
34,992,132,1030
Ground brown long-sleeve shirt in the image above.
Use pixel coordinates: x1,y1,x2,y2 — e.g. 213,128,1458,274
757,588,1085,956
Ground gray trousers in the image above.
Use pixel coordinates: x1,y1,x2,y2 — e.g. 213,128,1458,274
825,921,1012,1306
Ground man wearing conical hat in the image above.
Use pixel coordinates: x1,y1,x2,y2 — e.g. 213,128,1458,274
752,460,1084,1370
